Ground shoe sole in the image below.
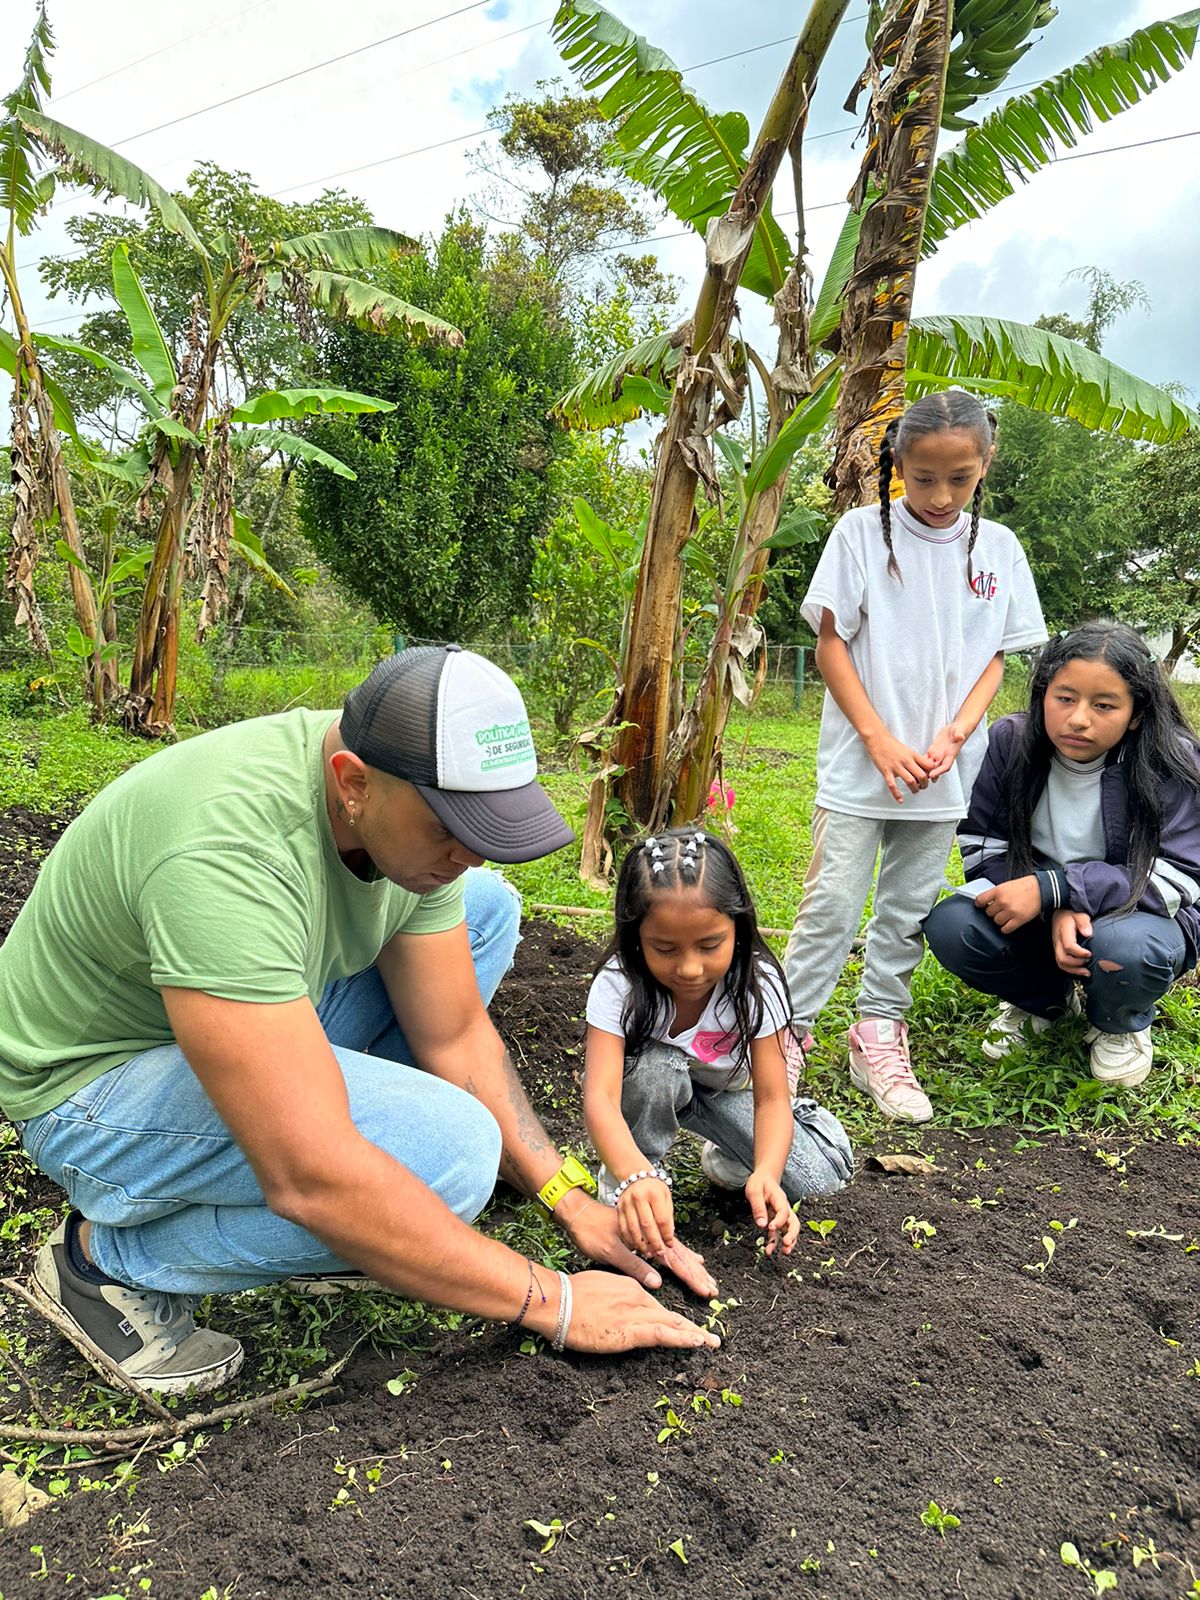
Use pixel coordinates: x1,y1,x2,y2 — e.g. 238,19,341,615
847,1054,933,1124
284,1276,386,1296
27,1268,244,1398
1091,1063,1152,1089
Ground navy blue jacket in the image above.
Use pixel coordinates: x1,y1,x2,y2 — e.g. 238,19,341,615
959,713,1200,966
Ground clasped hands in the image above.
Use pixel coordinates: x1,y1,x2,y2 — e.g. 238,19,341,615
866,721,966,804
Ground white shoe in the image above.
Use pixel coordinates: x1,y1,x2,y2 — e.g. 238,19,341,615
981,1002,1054,1062
700,1141,752,1191
1087,1027,1152,1087
596,1166,617,1206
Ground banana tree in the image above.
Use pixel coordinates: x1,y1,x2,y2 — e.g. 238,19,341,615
6,243,403,706
1,3,116,708
828,0,1200,509
551,0,1200,882
9,104,462,734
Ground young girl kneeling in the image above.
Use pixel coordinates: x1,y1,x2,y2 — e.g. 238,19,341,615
925,624,1200,1087
585,830,852,1264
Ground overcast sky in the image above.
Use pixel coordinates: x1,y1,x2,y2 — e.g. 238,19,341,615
4,0,1199,398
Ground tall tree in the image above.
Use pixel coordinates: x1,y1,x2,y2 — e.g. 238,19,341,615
300,218,576,642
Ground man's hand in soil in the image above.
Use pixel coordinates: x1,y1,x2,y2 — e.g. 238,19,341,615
529,1271,720,1353
555,1191,717,1299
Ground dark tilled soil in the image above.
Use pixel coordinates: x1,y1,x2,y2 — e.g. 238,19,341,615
1,814,1198,1600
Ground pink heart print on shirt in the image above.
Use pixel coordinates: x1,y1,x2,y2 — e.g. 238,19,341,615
692,1028,740,1062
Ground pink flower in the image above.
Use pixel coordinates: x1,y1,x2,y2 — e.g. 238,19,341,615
705,780,735,815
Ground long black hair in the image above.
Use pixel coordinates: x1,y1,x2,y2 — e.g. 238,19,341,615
599,828,794,1070
1005,623,1200,909
878,389,996,588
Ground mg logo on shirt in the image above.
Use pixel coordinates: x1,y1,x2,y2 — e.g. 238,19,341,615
971,571,998,600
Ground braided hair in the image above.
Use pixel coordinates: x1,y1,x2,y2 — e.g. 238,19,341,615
599,828,795,1073
878,389,997,590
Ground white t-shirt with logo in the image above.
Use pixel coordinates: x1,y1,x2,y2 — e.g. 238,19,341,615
586,958,790,1090
802,501,1047,821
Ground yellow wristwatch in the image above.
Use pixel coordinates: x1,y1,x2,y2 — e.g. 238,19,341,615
537,1155,598,1213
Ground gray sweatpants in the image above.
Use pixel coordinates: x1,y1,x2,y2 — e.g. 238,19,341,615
784,806,958,1033
620,1043,853,1199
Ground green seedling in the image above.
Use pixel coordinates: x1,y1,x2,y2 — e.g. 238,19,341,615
525,1517,570,1553
668,1536,688,1564
385,1368,418,1396
1061,1541,1118,1593
769,1446,794,1464
921,1501,960,1536
690,1392,712,1414
704,1295,740,1337
721,1387,743,1406
1186,1359,1200,1378
902,1217,937,1249
1131,1539,1161,1571
1025,1220,1076,1272
806,1219,837,1240
799,1555,821,1573
1126,1226,1184,1241
655,1398,691,1444
644,1471,659,1497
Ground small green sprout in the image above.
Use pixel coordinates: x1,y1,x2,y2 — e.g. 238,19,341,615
921,1501,960,1536
524,1517,569,1554
902,1217,937,1249
1061,1541,1118,1593
806,1219,837,1240
385,1369,418,1396
668,1536,688,1564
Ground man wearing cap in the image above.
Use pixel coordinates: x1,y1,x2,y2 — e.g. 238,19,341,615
0,646,718,1395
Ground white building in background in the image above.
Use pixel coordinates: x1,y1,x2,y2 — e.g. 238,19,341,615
1146,632,1200,682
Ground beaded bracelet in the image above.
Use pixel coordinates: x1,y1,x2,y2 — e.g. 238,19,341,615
551,1270,572,1352
611,1166,672,1203
512,1259,546,1330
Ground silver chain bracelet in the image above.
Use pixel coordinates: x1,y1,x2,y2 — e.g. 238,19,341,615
551,1270,572,1352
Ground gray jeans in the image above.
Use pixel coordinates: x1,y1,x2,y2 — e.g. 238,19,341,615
785,806,958,1032
621,1043,853,1199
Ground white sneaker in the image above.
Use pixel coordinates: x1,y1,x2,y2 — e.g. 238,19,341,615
700,1141,752,1191
1087,1027,1153,1087
981,1002,1054,1062
981,990,1080,1062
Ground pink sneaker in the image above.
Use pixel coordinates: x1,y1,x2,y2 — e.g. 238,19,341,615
847,1019,932,1123
784,1030,815,1095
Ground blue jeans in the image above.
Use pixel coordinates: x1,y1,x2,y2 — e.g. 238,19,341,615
924,896,1188,1034
621,1044,853,1198
19,869,520,1295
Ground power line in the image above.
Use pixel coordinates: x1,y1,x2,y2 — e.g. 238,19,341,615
27,121,1198,326
105,0,498,148
53,0,279,102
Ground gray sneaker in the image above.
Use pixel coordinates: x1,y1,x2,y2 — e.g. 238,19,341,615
30,1217,243,1397
700,1141,752,1191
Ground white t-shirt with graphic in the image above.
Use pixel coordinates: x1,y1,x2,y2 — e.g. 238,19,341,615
586,959,790,1090
802,500,1047,821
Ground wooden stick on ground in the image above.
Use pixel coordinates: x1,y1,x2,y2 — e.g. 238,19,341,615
0,1342,361,1456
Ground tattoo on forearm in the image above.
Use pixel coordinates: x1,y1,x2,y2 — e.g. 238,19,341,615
499,1047,549,1179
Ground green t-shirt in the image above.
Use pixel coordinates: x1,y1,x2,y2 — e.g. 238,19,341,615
0,708,464,1119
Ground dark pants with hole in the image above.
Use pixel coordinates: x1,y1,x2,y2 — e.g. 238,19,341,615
621,1043,853,1198
923,896,1188,1034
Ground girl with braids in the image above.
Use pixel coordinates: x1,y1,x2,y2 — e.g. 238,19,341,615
584,829,851,1276
925,624,1200,1087
784,390,1046,1122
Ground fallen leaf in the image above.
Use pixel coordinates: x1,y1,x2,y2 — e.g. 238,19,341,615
0,1474,50,1528
868,1153,943,1176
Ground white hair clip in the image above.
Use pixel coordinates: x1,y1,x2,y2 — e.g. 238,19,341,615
651,861,665,874
692,833,705,845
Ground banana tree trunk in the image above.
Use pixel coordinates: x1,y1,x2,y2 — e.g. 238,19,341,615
669,256,817,823
124,332,218,736
1,251,118,710
587,0,850,858
829,0,953,514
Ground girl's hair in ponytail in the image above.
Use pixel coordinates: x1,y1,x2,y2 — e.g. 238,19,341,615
1004,623,1200,910
598,828,796,1073
878,389,997,589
